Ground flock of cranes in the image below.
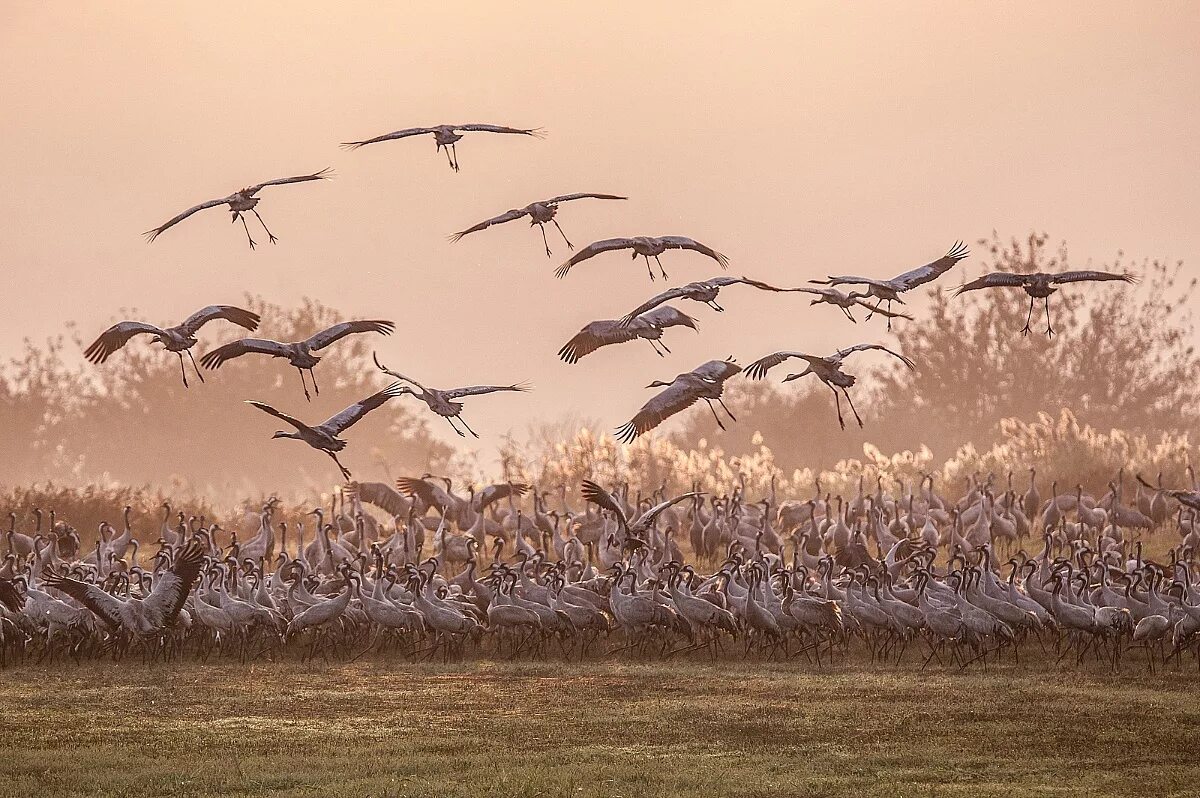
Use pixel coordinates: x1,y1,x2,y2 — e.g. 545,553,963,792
3,469,1200,671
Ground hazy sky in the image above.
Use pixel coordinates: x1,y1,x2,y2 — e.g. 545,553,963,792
2,3,1198,463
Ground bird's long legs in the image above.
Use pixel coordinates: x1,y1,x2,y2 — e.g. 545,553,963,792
841,388,864,428
444,416,466,438
185,349,206,383
538,224,552,258
450,143,460,172
703,399,727,431
457,414,481,439
842,306,858,322
707,301,725,312
235,213,257,249
1044,298,1055,337
297,368,311,401
551,219,574,251
1021,296,1036,336
654,255,668,280
309,369,320,396
643,255,655,280
885,301,895,331
645,339,669,357
717,398,737,422
829,384,845,429
252,210,278,245
177,354,190,388
327,451,351,480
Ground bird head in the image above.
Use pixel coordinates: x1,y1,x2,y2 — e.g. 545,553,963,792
782,367,812,382
645,379,671,389
271,431,294,440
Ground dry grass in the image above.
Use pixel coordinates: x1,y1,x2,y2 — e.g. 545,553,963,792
1,659,1197,797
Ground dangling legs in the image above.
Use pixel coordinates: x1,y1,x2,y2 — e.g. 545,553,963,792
841,388,863,428
1021,296,1036,336
177,354,190,388
708,301,724,312
440,144,455,171
450,143,460,172
538,224,552,257
645,339,667,357
704,399,727,431
842,305,858,322
644,255,655,280
717,397,737,422
654,255,668,280
829,384,845,429
864,299,883,321
309,369,319,396
328,452,351,481
457,414,480,439
297,368,311,401
185,349,206,383
235,213,257,249
252,210,278,245
444,415,466,437
551,219,574,250
1044,298,1055,337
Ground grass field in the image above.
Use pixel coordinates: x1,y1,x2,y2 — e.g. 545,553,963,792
1,659,1196,798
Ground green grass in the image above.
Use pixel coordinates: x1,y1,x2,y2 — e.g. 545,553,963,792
1,659,1197,797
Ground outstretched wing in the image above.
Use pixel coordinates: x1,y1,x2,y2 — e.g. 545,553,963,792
442,383,531,400
638,306,700,331
618,285,694,325
177,305,261,336
1050,270,1137,285
448,208,529,242
321,382,407,435
140,540,204,626
558,320,636,364
246,400,310,432
812,275,895,289
744,351,810,380
199,338,293,369
143,197,229,242
84,321,166,364
953,272,1029,295
455,124,545,137
691,359,742,384
637,492,703,529
340,127,435,149
832,343,915,369
580,480,629,529
351,481,413,517
40,572,125,631
615,379,700,443
305,320,395,351
542,192,627,204
554,238,636,278
888,241,969,290
475,482,530,511
658,236,729,269
244,168,333,194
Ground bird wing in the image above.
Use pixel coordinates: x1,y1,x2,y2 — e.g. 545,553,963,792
810,275,894,289
542,192,627,204
177,305,261,336
658,236,729,269
888,241,969,290
475,482,531,511
580,480,629,529
321,382,407,435
851,297,914,319
557,320,639,364
554,238,636,278
84,321,167,364
40,572,125,630
305,320,395,351
199,338,292,369
340,127,436,149
691,359,742,384
143,197,229,242
352,482,413,517
637,492,704,529
394,476,443,508
615,378,701,443
1050,270,1137,285
442,383,531,400
0,579,24,611
448,208,529,242
246,401,310,432
618,285,694,326
953,272,1029,295
832,343,916,369
140,540,204,626
638,305,700,331
244,168,333,194
455,124,545,137
744,351,810,380
371,353,426,391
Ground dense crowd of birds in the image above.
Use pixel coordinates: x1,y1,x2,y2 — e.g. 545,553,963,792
3,469,1200,672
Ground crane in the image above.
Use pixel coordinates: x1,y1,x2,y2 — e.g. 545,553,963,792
555,236,728,281
373,354,529,438
954,269,1136,337
341,124,544,171
615,358,742,443
450,193,626,257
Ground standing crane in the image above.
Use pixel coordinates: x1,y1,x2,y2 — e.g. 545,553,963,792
200,320,395,400
615,358,742,443
745,344,915,429
84,305,261,387
809,241,969,328
340,124,544,171
245,382,408,480
617,276,810,325
555,236,729,281
558,307,699,364
450,193,626,257
954,269,1136,337
373,354,529,438
143,169,332,249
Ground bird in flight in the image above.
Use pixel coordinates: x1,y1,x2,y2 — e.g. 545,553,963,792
450,193,627,257
373,353,529,438
559,306,698,364
954,269,1136,337
555,236,729,281
616,358,742,443
341,124,544,171
246,383,408,480
785,286,914,323
143,169,332,249
617,276,808,325
745,344,915,430
810,241,969,328
84,305,261,387
200,320,395,400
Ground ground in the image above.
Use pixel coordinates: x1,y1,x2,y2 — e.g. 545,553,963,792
1,659,1196,798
